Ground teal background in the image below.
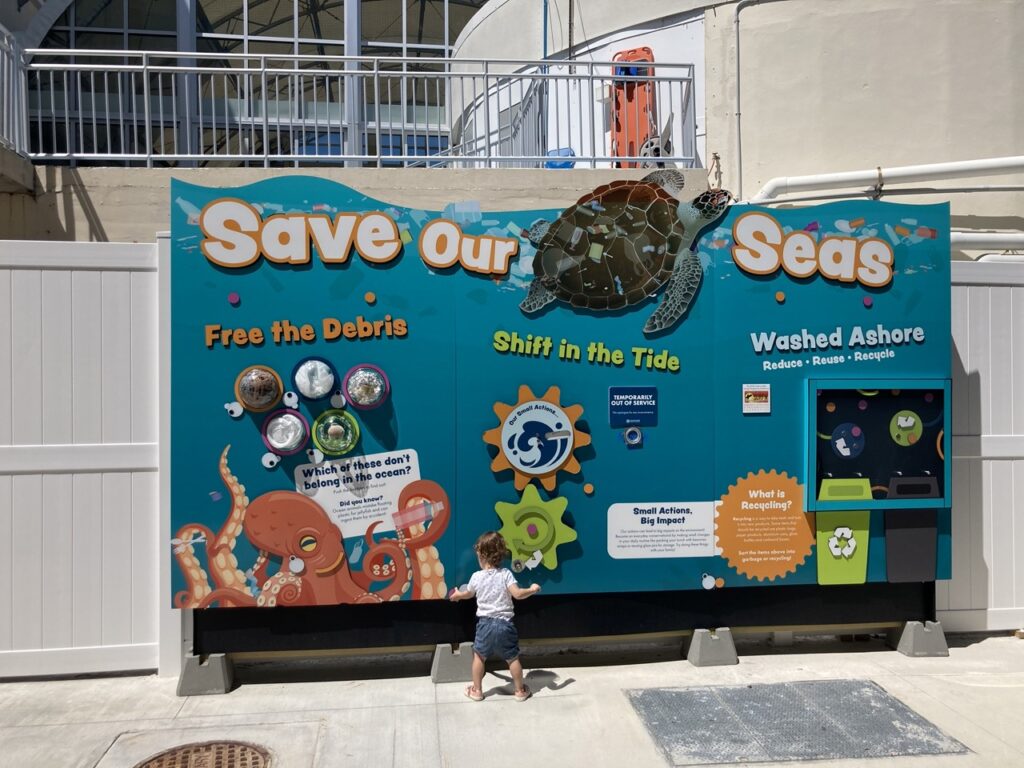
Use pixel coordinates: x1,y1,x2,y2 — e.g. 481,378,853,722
170,178,951,603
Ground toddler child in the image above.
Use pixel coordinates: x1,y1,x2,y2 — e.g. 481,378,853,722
450,531,540,701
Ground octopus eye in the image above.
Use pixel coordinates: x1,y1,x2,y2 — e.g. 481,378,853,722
299,535,318,552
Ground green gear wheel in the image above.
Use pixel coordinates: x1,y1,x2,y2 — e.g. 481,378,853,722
495,485,577,570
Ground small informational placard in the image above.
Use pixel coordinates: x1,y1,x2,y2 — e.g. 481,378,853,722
293,449,420,538
607,501,716,559
742,384,771,414
609,386,658,427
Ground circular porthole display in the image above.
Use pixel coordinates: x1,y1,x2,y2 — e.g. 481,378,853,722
312,409,360,456
292,357,336,401
234,365,283,412
343,364,390,410
261,409,309,455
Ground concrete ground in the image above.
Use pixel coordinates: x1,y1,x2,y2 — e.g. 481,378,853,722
1,633,1022,768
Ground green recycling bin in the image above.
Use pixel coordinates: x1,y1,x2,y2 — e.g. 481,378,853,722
816,479,872,585
816,511,871,584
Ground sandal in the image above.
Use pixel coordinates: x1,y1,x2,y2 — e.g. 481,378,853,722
464,685,484,702
514,685,532,702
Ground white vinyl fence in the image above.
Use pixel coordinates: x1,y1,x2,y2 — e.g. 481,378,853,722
940,261,1024,630
0,240,160,677
0,243,1019,678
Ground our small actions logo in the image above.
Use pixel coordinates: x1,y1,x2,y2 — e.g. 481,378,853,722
483,385,591,491
501,400,574,476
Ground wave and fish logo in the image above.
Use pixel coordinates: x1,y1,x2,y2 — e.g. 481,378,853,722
483,385,591,491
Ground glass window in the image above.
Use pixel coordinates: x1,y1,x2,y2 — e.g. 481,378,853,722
198,36,244,56
74,31,124,50
361,2,404,46
405,0,445,47
198,0,244,36
128,34,178,51
247,40,295,57
128,1,177,32
75,0,124,29
248,0,296,38
297,0,344,41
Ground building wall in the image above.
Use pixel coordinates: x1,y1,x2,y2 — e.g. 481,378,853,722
458,0,1024,229
703,0,1024,210
453,0,709,62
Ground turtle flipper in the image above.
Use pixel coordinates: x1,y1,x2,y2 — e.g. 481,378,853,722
643,251,703,335
520,279,558,314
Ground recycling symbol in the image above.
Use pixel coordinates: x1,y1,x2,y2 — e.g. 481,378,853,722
827,527,857,559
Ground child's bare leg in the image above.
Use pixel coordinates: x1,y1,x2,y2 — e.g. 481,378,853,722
472,652,486,694
508,657,525,692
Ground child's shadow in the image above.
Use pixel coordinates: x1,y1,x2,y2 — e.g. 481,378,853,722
486,669,576,698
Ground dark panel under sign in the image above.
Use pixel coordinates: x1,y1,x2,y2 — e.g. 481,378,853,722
192,582,934,655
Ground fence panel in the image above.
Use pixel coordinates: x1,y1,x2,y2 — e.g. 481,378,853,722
0,244,1020,678
939,262,1024,630
0,241,159,676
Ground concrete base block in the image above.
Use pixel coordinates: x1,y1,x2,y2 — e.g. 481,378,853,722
687,628,739,667
430,642,475,683
888,621,949,657
176,652,234,696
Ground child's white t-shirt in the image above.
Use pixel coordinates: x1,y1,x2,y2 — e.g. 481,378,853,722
467,567,515,620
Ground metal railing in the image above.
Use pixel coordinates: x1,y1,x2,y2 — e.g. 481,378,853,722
1,32,29,156
21,50,697,168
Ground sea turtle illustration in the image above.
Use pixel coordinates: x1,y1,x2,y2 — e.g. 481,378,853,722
520,170,732,334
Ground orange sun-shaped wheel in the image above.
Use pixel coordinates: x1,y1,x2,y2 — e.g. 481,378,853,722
483,384,591,491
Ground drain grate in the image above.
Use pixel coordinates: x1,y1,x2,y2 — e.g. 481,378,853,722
133,741,271,768
629,680,968,766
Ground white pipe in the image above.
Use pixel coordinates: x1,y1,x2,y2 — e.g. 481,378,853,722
951,232,1024,251
750,156,1024,203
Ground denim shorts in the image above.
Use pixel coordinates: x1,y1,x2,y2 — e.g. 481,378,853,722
473,616,520,662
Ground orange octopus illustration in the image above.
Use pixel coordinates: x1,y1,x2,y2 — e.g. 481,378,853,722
173,446,450,608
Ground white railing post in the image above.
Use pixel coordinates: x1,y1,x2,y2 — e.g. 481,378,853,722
587,61,596,169
482,60,491,168
373,59,381,168
260,56,269,168
142,52,152,167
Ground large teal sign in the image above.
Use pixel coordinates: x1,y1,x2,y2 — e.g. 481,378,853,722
169,176,951,609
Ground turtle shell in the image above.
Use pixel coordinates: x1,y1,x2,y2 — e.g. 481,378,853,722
533,179,685,310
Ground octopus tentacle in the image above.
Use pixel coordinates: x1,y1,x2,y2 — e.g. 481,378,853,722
393,480,451,600
352,523,412,602
207,445,250,594
256,572,304,607
252,550,271,586
407,523,447,601
197,588,258,608
171,446,253,608
173,523,216,608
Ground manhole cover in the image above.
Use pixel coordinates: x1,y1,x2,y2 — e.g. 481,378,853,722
133,741,271,768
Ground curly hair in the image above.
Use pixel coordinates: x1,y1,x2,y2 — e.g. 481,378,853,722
474,531,509,567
